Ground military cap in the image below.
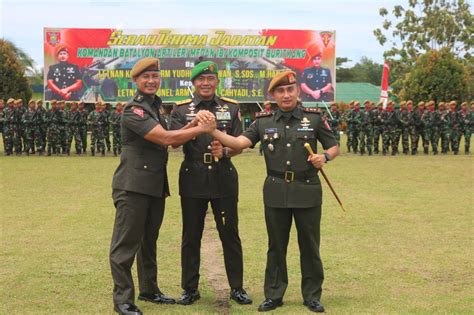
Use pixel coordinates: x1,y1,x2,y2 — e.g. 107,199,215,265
407,100,413,105
50,100,57,105
427,100,435,106
417,101,425,107
130,57,160,79
267,70,297,93
387,100,394,106
354,101,360,106
438,102,445,106
56,45,69,55
370,101,375,106
449,100,456,106
36,99,43,104
363,99,370,105
7,98,15,104
461,101,467,106
377,100,384,106
28,99,35,105
400,101,406,106
77,100,84,105
307,42,321,58
191,60,218,81
14,99,22,105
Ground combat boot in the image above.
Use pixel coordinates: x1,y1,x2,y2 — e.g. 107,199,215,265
91,149,95,156
101,149,105,156
113,149,117,156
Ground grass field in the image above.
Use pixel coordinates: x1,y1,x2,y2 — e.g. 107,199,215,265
1,136,473,314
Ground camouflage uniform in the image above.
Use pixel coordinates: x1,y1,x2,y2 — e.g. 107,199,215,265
438,103,450,154
398,102,410,154
348,102,361,153
103,105,111,152
373,103,384,154
359,102,373,155
88,105,106,156
78,103,88,153
459,102,472,154
47,103,64,155
0,102,5,153
22,105,38,155
35,102,48,154
14,100,25,154
69,107,83,154
448,102,461,154
342,102,354,152
110,105,123,156
4,101,20,155
427,102,440,155
410,103,425,155
325,105,341,144
380,103,399,155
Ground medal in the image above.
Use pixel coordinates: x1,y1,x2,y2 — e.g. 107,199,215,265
268,143,274,151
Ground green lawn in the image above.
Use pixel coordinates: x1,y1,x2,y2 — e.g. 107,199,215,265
1,136,473,314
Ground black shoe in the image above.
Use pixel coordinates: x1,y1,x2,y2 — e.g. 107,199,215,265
304,300,325,312
177,289,200,305
114,303,142,315
258,298,283,312
138,292,176,304
230,288,252,305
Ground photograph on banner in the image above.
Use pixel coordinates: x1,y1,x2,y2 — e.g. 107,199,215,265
43,28,336,104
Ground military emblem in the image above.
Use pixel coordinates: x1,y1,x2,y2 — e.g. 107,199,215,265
307,74,314,79
297,117,314,132
46,31,61,46
321,70,328,77
185,102,197,121
320,31,333,47
288,73,296,83
209,64,215,72
132,106,144,118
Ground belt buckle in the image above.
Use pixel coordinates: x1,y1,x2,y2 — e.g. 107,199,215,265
203,153,212,164
284,171,295,183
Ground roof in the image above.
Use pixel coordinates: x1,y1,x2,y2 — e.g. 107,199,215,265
335,82,381,103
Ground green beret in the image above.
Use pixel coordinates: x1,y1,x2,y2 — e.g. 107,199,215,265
191,61,218,81
267,70,297,93
130,57,160,79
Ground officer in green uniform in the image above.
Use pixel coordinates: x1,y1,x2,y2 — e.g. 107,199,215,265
109,57,216,315
170,61,252,306
210,70,339,313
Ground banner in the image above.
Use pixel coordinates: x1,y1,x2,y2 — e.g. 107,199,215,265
44,28,336,104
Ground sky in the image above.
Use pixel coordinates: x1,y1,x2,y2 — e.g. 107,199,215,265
0,0,403,70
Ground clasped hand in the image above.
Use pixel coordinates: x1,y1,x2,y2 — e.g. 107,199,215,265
193,110,216,133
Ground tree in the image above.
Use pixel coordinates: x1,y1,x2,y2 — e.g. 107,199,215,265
399,48,469,103
0,39,33,102
336,56,385,86
373,0,473,92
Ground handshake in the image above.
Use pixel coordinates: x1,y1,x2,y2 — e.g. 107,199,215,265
191,110,218,133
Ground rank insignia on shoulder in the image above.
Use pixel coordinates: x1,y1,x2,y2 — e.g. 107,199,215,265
256,111,272,118
303,107,321,114
175,98,193,106
220,96,238,104
134,94,144,103
132,106,144,118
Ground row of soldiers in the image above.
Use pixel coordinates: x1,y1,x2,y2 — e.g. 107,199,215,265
0,98,123,156
325,100,473,155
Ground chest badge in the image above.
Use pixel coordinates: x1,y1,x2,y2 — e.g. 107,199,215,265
185,102,196,122
297,117,314,132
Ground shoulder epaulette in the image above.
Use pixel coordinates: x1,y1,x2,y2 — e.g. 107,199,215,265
220,96,239,104
175,99,193,106
255,111,272,118
302,107,321,114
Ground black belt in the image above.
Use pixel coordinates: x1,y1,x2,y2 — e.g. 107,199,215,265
185,154,230,164
267,170,317,183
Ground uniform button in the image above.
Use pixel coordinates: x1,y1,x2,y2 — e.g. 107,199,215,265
286,143,291,147
230,167,233,171
306,180,310,183
304,135,308,139
285,125,290,129
207,145,211,149
185,168,189,171
144,165,147,169
208,165,212,170
286,161,291,165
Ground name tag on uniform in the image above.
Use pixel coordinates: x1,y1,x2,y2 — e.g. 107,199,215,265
265,128,277,134
216,111,231,121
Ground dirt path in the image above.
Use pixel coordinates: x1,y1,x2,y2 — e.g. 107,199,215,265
201,214,231,314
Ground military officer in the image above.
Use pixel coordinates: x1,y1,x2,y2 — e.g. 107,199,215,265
210,70,339,313
300,43,333,102
110,102,123,156
459,101,471,154
170,60,252,306
109,57,215,315
69,101,83,155
36,99,47,155
22,100,37,155
327,102,341,144
46,45,83,101
47,100,63,156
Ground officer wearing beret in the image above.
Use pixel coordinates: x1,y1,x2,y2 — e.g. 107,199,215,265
170,60,252,306
46,45,83,101
3,98,18,156
210,70,339,313
300,43,333,102
110,57,216,315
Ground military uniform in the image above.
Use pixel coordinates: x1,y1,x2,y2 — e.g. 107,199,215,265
448,103,462,154
110,91,170,306
347,104,361,153
46,61,82,101
373,105,384,154
88,106,106,156
459,103,472,154
35,102,48,154
301,67,333,102
380,105,400,155
170,94,245,292
410,103,426,155
243,104,337,303
69,107,83,154
3,99,19,155
0,103,5,154
78,104,88,153
326,107,341,144
398,103,411,154
47,104,65,155
110,106,123,156
22,106,38,155
360,103,374,155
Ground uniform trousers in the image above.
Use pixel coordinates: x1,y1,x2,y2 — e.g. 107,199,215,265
264,205,324,302
110,189,165,304
180,196,243,290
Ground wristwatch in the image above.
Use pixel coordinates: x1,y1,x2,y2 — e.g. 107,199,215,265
324,152,331,163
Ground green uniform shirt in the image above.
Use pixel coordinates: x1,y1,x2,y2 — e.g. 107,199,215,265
112,92,169,198
243,106,337,208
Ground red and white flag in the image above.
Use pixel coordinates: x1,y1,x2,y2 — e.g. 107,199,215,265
380,61,389,109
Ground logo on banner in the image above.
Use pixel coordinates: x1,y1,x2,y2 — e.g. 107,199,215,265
46,31,61,46
320,32,332,47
